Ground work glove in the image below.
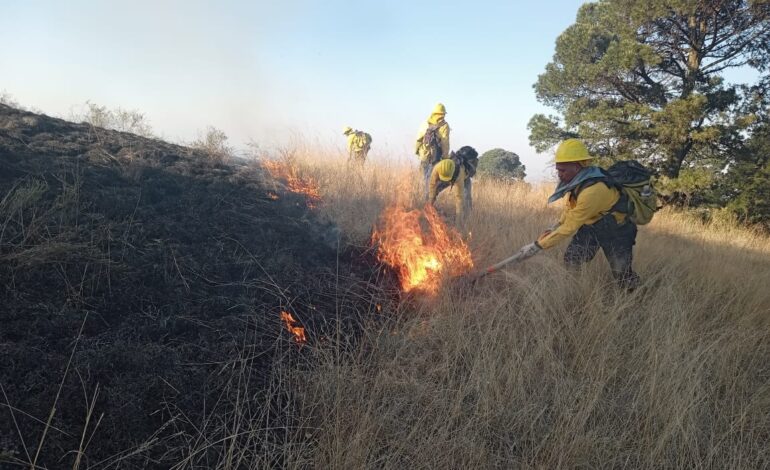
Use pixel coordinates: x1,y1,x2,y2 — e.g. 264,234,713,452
517,241,543,260
538,223,560,243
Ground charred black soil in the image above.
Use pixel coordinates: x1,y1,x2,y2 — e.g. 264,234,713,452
0,105,394,468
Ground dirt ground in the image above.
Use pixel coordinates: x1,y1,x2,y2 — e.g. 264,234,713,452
0,104,393,468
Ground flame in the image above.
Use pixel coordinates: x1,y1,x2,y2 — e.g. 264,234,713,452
280,310,307,344
267,191,280,200
371,204,473,295
263,160,321,208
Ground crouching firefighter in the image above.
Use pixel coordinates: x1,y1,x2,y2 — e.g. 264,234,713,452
515,139,642,290
427,146,477,227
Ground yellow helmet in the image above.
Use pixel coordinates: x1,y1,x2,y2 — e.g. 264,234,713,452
432,103,447,115
436,159,455,182
554,139,593,163
342,126,353,135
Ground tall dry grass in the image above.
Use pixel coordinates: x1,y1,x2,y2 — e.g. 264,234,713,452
255,148,770,469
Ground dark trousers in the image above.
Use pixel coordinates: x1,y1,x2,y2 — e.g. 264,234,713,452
564,214,640,289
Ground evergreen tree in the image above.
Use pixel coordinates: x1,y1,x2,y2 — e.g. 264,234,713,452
725,122,770,229
528,0,770,179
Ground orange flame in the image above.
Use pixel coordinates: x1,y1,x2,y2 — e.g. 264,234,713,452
371,204,473,295
263,160,321,208
267,191,280,200
280,310,307,344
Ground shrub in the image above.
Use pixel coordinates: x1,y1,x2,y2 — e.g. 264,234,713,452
191,126,233,164
76,101,154,137
477,148,526,181
0,90,20,108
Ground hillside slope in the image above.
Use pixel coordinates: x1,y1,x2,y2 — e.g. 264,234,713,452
0,104,387,468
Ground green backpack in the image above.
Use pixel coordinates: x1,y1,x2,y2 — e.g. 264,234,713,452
606,161,658,225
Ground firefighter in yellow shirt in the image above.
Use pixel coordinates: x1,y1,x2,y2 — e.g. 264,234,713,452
342,126,372,163
515,139,640,289
427,157,472,227
415,103,450,198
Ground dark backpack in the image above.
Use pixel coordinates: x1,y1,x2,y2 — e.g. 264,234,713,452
353,131,372,151
572,160,658,225
605,160,658,225
422,124,443,163
450,146,479,180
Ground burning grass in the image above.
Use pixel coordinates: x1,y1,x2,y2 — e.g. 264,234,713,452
262,159,322,208
371,204,473,295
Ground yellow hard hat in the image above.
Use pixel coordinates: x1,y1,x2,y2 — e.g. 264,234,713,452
436,159,455,182
342,126,353,135
432,103,447,115
555,139,593,163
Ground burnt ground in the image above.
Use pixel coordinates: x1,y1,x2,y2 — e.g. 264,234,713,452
0,104,395,468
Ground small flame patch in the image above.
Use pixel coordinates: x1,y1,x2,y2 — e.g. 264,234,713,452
263,160,321,208
280,310,307,344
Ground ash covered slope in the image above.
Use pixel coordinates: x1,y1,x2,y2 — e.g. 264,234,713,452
0,104,383,467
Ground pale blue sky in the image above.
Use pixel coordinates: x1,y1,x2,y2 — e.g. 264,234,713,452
4,0,592,179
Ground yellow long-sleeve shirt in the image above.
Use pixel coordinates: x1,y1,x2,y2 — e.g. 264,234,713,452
429,164,467,221
346,131,371,153
537,182,624,249
415,115,450,163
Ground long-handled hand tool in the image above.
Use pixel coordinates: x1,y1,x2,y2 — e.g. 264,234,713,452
471,251,529,281
451,241,543,287
461,241,546,284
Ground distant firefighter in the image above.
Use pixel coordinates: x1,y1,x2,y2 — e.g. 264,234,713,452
342,126,372,163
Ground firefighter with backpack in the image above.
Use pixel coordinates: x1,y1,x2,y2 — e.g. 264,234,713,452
511,139,657,290
427,146,478,227
343,126,372,164
415,103,450,198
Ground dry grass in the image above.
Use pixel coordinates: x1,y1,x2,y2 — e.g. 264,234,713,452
10,130,765,467
256,148,770,469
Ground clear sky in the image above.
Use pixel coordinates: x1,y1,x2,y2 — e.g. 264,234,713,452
1,0,591,180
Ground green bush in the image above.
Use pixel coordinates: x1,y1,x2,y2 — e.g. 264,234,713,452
477,148,526,181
